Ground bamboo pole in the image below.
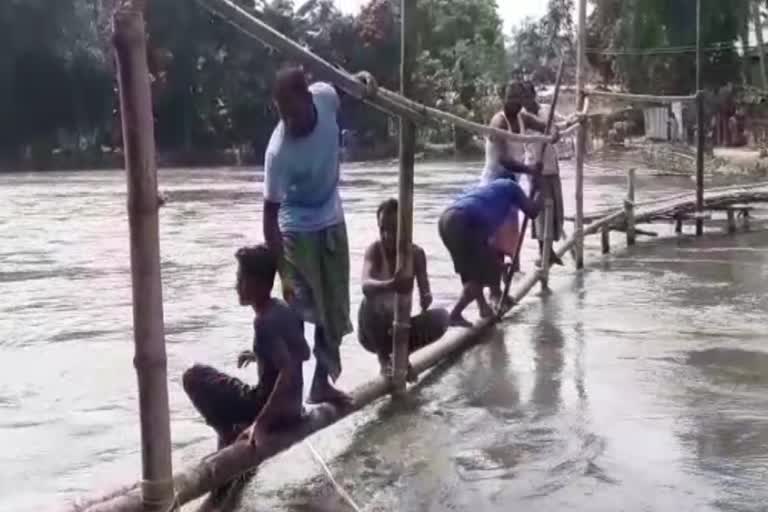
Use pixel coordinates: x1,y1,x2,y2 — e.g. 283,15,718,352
583,90,697,103
625,168,636,245
112,2,175,511
600,227,610,254
696,91,705,236
754,0,768,90
575,0,587,269
696,0,702,92
391,0,417,393
540,199,554,290
194,0,551,145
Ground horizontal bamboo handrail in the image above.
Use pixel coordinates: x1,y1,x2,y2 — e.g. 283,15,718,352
196,0,554,144
584,89,698,103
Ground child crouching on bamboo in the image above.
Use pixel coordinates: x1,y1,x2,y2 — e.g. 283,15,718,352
183,244,309,449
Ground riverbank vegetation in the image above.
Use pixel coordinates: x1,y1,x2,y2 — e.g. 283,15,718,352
4,0,768,171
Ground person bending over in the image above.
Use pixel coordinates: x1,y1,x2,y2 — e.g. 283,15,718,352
358,198,449,378
439,178,542,327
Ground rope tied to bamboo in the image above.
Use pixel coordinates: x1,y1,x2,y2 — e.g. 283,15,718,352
355,71,379,100
139,478,179,512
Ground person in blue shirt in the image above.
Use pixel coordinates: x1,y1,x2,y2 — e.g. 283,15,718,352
439,178,542,327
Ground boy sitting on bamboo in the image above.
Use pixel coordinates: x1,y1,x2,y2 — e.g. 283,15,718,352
358,198,449,378
183,244,309,449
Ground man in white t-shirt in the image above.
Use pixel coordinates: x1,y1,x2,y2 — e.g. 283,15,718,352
262,66,357,405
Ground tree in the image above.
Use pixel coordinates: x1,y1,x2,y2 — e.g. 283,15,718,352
507,0,575,83
586,0,748,94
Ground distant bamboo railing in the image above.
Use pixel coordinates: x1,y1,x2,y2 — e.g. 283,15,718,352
584,89,698,103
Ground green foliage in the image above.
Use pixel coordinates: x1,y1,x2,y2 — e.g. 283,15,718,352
1,0,509,165
587,0,750,94
0,0,112,160
507,0,576,83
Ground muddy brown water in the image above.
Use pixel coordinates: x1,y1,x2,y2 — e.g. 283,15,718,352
1,161,766,511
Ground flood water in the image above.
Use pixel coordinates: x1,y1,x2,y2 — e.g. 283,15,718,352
1,160,767,512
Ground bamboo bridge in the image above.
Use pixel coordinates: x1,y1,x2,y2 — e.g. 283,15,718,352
67,0,768,511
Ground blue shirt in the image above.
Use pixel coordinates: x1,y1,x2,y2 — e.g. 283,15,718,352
263,82,344,232
450,178,528,234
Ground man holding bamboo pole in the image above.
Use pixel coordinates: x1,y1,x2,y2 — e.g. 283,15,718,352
522,82,584,266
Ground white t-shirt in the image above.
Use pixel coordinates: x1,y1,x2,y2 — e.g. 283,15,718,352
263,82,344,232
481,111,526,184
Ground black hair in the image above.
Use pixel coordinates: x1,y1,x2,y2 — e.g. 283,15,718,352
376,198,398,224
274,65,310,98
235,244,277,286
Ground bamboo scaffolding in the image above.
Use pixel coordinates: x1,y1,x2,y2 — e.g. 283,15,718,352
695,91,705,235
574,0,587,269
69,0,768,509
112,1,175,511
391,0,418,393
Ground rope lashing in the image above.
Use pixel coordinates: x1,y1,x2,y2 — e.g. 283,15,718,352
355,71,379,100
139,478,179,512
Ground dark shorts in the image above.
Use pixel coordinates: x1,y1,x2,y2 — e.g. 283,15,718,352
438,208,502,286
357,299,449,357
182,364,303,445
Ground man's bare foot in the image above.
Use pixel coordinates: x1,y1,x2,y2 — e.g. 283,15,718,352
307,382,353,406
449,314,473,328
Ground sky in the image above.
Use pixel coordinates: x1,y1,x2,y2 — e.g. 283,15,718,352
331,0,547,34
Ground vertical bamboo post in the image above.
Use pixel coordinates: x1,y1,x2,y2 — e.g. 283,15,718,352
696,0,702,92
600,227,610,254
392,0,418,394
574,0,587,269
113,2,176,511
695,0,704,237
726,209,736,234
624,168,636,245
540,199,554,290
696,91,705,236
